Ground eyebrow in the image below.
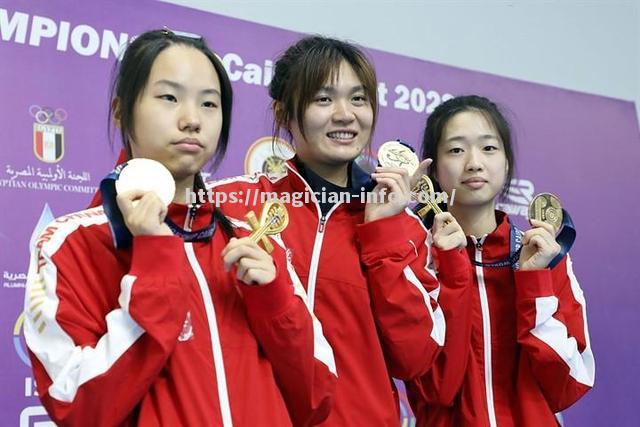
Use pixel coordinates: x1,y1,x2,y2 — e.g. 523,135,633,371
317,85,365,94
154,79,221,97
445,134,499,143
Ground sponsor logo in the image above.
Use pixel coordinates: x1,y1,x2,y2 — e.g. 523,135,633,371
244,137,294,178
496,178,535,219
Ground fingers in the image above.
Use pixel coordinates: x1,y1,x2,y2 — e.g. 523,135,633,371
370,177,404,200
222,237,276,285
116,190,171,236
116,189,148,217
433,212,455,231
372,167,410,193
222,237,266,269
432,212,466,251
236,257,270,284
522,225,555,247
410,158,433,188
522,227,561,256
529,218,557,236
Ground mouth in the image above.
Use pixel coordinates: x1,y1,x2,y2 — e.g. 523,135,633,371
172,138,204,152
461,177,488,189
326,130,357,143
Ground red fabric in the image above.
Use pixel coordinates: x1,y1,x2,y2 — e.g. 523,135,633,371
25,200,336,426
407,212,594,427
211,161,464,426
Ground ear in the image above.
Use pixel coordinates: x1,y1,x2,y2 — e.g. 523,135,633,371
273,101,289,130
111,97,122,129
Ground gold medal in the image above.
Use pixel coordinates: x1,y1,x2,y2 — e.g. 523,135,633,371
377,141,419,176
413,175,444,218
245,201,289,253
528,193,563,233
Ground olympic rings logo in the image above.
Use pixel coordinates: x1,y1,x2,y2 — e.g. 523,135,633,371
29,105,68,125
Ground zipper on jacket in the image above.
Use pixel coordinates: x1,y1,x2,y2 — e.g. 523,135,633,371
286,164,340,313
471,235,497,427
318,216,326,233
307,211,337,312
182,209,233,427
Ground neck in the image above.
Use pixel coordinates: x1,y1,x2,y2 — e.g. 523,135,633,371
173,175,195,205
449,203,497,238
299,157,349,187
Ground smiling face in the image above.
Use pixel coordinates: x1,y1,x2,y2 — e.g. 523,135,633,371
435,110,508,211
289,60,374,176
127,44,223,183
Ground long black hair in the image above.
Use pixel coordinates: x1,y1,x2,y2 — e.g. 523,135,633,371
108,28,235,236
421,95,516,198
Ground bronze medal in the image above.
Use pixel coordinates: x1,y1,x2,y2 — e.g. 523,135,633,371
528,193,563,233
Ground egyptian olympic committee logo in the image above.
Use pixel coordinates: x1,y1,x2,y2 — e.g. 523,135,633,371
244,137,295,178
30,105,67,163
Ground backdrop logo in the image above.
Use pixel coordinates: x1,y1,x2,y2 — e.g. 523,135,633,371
244,137,295,178
13,312,31,367
30,105,67,163
496,178,535,218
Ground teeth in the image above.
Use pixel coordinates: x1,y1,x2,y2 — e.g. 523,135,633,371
327,131,356,140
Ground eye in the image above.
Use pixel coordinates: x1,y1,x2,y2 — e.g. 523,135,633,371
314,95,331,104
352,94,367,105
202,101,218,108
484,145,498,152
448,147,464,154
158,94,177,102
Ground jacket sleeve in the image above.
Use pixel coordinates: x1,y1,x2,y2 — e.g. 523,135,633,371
237,240,337,427
24,233,192,427
514,254,595,411
407,245,474,406
356,209,455,380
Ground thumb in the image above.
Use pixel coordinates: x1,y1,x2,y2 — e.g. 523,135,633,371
411,158,433,188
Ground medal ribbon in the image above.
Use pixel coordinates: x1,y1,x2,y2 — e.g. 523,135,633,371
100,165,216,248
469,209,575,270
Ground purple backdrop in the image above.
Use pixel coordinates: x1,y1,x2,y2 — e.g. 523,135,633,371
1,1,639,426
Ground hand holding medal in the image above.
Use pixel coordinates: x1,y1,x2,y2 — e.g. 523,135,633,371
519,193,576,270
222,201,289,286
106,158,176,239
365,141,415,222
376,141,447,219
245,201,289,254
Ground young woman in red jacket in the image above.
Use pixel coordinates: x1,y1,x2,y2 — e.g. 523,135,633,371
408,95,595,426
23,29,336,427
212,36,471,426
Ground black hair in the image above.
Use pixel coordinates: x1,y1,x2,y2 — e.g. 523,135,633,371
421,95,516,198
269,35,378,143
108,28,233,172
108,29,235,236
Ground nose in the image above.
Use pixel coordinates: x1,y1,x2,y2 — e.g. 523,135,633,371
332,99,355,123
465,147,483,172
178,103,201,133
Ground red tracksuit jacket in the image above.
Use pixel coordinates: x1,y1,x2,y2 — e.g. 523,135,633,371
24,201,337,426
210,161,470,426
408,211,595,426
